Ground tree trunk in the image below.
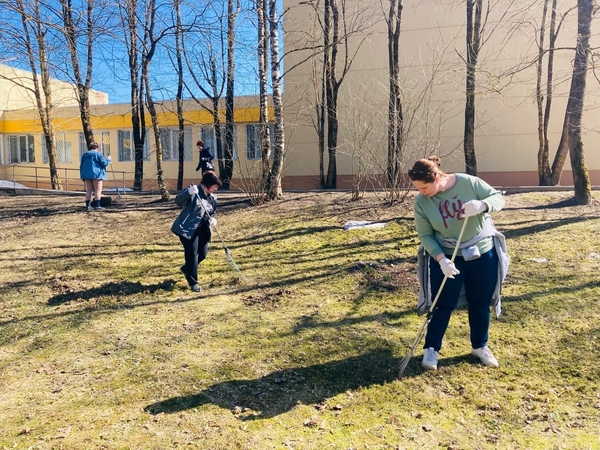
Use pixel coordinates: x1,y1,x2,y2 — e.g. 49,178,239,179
566,0,593,205
324,0,339,189
267,0,284,200
536,0,551,185
257,0,272,194
146,87,170,201
387,0,404,197
14,0,62,189
174,0,185,191
60,0,96,148
222,0,238,190
540,0,559,185
463,0,482,176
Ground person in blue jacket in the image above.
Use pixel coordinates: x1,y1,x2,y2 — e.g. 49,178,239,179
171,170,222,292
80,142,111,211
195,140,215,173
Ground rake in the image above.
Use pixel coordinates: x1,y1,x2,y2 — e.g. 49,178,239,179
194,188,248,282
398,217,469,377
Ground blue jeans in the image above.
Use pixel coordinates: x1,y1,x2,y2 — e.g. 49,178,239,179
424,247,498,352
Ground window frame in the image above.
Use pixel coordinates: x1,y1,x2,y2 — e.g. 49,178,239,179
201,125,237,161
246,123,275,160
159,127,193,162
118,130,150,162
7,134,35,164
79,132,110,159
42,133,73,164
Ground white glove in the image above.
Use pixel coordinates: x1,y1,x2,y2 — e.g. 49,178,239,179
106,155,112,163
439,257,460,278
188,184,198,196
209,217,217,227
462,200,486,217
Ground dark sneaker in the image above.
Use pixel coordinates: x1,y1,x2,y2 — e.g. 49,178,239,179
86,205,93,211
190,284,201,292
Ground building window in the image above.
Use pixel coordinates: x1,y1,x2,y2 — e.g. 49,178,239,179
246,124,275,160
159,128,192,161
8,135,35,164
201,125,237,160
42,133,73,164
118,130,149,162
79,132,110,158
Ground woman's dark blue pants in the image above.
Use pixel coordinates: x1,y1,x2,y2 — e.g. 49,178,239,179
424,247,499,351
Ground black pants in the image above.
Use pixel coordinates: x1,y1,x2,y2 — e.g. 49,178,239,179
179,226,210,286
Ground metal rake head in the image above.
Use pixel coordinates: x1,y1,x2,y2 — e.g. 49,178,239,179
398,352,414,377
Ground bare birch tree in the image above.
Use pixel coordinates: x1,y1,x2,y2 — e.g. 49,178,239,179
560,0,594,204
265,0,284,199
222,0,240,190
385,0,404,201
305,0,370,188
534,1,576,185
57,0,99,148
256,0,272,194
141,0,170,200
0,0,62,189
173,0,186,191
117,0,147,191
462,0,522,175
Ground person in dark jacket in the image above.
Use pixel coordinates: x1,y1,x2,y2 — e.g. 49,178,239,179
195,140,215,173
171,171,223,292
80,142,111,211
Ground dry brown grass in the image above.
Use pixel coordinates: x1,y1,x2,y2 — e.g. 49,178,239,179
0,190,599,449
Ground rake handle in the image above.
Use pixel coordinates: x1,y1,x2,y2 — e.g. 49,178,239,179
427,216,469,315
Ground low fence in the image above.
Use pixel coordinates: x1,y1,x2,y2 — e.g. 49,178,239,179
1,165,133,192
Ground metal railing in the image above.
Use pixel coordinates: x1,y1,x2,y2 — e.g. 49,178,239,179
4,164,133,192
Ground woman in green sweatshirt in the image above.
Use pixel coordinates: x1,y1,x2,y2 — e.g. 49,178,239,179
408,156,505,371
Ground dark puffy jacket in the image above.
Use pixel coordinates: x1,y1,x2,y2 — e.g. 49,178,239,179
195,147,215,173
171,185,217,240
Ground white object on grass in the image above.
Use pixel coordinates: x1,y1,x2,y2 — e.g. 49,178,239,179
342,220,386,231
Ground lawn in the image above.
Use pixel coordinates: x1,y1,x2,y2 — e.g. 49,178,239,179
0,190,599,450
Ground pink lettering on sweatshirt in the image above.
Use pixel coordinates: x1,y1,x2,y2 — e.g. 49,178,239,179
438,196,465,228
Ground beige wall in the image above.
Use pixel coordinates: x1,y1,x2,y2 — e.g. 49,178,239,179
0,64,108,111
282,0,600,187
3,0,600,190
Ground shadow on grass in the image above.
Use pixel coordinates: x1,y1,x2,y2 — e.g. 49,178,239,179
501,215,600,240
145,348,406,419
47,279,177,305
502,197,580,210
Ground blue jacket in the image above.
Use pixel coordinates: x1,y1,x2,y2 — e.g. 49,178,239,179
171,185,217,240
80,150,110,180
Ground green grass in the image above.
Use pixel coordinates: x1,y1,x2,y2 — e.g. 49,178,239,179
0,191,599,449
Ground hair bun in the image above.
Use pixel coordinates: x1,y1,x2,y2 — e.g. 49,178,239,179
428,156,441,167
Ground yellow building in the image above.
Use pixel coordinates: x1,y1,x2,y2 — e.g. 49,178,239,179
0,67,271,191
2,0,600,190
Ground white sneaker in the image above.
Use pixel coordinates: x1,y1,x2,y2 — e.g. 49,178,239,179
422,347,438,370
471,346,499,367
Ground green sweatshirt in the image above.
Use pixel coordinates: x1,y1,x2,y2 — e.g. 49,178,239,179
413,173,505,259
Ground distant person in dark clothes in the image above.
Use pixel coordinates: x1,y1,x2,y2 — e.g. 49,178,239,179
80,142,111,211
195,140,215,174
171,170,223,292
